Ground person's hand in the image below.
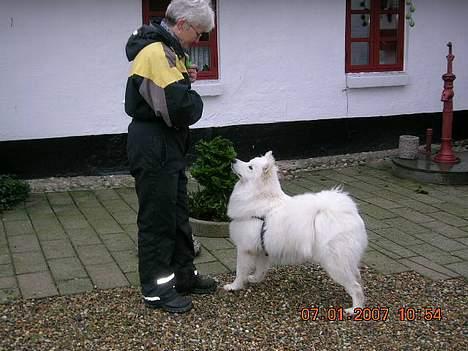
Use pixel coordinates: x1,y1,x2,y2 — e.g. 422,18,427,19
188,64,198,83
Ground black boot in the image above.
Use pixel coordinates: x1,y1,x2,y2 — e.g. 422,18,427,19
175,270,217,295
143,275,192,313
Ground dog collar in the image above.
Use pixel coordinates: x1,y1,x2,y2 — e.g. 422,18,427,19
252,216,269,256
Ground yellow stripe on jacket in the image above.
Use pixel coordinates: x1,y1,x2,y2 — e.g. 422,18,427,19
129,42,188,88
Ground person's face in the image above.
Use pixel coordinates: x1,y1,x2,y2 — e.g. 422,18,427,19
174,19,203,49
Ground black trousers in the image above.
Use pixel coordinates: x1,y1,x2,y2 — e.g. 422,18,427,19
127,119,195,294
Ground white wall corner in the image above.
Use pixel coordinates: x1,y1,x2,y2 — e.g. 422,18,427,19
346,72,409,89
192,80,224,96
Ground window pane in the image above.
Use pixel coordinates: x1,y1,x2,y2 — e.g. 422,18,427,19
351,42,369,65
380,14,399,33
351,0,370,10
188,47,211,71
351,14,370,38
379,41,397,64
380,0,400,11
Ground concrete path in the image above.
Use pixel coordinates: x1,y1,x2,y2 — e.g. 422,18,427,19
1,160,467,302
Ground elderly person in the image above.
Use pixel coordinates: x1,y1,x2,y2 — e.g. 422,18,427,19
124,0,216,313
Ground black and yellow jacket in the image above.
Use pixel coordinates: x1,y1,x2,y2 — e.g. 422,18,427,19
124,22,203,129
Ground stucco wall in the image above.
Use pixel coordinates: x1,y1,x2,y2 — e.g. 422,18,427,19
1,0,467,141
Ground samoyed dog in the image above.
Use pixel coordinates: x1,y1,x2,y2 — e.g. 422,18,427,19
223,151,368,314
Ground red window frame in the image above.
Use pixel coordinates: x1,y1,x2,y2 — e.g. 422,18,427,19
142,0,219,80
345,0,404,73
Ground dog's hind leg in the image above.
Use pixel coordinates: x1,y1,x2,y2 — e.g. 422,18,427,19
223,249,255,291
248,254,270,283
321,260,365,315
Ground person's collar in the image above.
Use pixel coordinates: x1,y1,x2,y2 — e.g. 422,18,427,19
160,19,178,41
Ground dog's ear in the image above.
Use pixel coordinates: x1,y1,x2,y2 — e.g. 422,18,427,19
262,151,275,178
265,150,275,162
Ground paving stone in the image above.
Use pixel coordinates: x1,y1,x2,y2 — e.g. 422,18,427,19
4,220,34,236
361,196,402,210
363,217,391,231
26,205,55,217
49,257,88,281
196,261,230,275
0,264,14,277
76,244,114,265
455,237,468,246
95,189,121,201
431,202,468,218
451,249,468,260
0,253,10,265
374,227,423,246
52,205,80,217
89,219,123,235
0,288,20,303
281,182,308,195
79,207,111,220
125,272,140,287
0,276,16,289
57,278,94,295
360,203,398,220
399,259,453,280
12,252,47,274
101,200,133,214
407,244,463,265
406,256,459,278
17,272,58,299
100,233,135,252
42,239,75,259
9,235,41,253
397,199,440,213
111,250,138,273
427,211,468,228
58,216,91,230
110,211,137,225
389,208,437,224
1,209,29,222
66,228,102,246
361,251,410,274
87,263,129,289
413,232,466,252
47,192,74,206
31,217,64,234
197,237,235,251
194,248,217,265
383,218,429,234
210,249,237,271
445,262,468,278
368,238,416,258
419,221,468,239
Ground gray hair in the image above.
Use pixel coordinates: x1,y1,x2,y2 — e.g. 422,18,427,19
166,0,215,32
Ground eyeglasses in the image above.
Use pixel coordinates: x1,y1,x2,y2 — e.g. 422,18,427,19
190,25,203,39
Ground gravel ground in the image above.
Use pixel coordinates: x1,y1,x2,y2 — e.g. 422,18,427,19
0,265,466,350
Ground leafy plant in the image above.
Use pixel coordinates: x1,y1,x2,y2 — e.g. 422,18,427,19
0,175,31,211
189,136,237,222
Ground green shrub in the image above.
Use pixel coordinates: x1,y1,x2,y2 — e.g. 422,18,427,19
0,175,31,211
189,136,237,222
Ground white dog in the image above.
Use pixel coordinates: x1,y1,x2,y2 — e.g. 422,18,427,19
223,151,368,314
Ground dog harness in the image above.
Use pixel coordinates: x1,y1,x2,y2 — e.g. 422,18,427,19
252,216,269,256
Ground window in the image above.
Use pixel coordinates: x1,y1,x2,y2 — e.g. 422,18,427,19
345,0,404,73
142,0,219,80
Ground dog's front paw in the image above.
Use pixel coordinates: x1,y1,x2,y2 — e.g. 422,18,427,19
345,307,357,316
223,282,244,291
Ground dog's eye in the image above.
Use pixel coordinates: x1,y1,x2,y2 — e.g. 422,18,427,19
248,165,253,170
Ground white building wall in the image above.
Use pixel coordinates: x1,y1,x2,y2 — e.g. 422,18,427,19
1,0,467,141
